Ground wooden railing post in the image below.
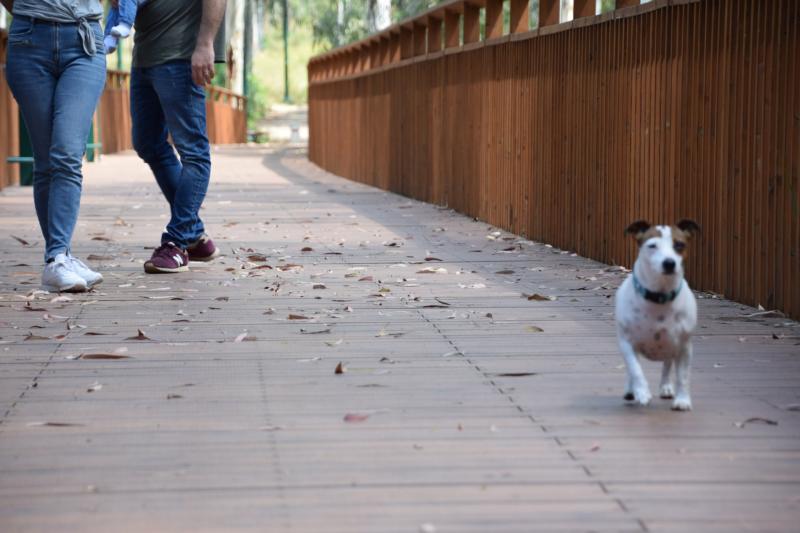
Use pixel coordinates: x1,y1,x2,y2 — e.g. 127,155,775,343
428,15,443,52
390,32,401,62
539,0,560,27
414,22,427,56
463,3,480,44
615,0,640,7
400,26,414,59
573,0,596,19
485,0,504,40
510,0,529,34
444,10,460,48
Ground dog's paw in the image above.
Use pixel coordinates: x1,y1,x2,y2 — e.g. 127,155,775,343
659,384,675,399
633,388,652,406
671,396,692,411
623,392,635,401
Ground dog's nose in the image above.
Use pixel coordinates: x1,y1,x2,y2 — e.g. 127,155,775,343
662,258,676,274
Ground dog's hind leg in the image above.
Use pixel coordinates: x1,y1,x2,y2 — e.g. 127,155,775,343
659,360,675,399
672,343,693,411
619,338,651,406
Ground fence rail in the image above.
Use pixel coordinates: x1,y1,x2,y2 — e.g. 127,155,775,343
0,30,19,189
307,0,800,319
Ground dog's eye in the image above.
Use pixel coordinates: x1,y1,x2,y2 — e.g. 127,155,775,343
674,241,686,253
647,243,657,249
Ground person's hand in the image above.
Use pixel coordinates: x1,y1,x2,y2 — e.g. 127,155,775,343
191,41,215,86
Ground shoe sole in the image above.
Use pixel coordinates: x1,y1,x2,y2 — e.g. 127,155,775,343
42,282,88,293
188,248,220,262
144,263,189,274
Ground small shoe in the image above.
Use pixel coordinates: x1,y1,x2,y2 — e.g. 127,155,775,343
104,35,118,54
187,234,220,262
110,23,131,38
67,254,103,288
42,254,88,293
144,242,189,274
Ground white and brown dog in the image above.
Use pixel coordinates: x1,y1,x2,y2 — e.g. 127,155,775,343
615,220,700,411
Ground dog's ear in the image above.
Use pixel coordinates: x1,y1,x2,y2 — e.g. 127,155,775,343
624,220,651,237
675,219,701,238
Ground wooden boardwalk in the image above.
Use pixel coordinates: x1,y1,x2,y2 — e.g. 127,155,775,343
0,146,798,532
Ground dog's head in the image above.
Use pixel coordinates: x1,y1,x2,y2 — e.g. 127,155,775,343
625,219,700,279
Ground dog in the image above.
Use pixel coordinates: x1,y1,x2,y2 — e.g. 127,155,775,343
614,219,700,411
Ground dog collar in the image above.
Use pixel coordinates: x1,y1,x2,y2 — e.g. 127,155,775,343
632,274,683,304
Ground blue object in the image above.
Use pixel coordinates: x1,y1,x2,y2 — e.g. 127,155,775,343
104,0,137,37
5,15,106,261
131,60,211,249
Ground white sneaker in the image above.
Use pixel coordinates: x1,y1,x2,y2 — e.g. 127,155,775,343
42,254,87,293
110,23,131,38
67,255,103,288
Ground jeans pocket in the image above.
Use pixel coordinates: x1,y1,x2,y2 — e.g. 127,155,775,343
8,18,34,45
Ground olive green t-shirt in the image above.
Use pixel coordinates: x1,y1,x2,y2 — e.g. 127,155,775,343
132,0,226,68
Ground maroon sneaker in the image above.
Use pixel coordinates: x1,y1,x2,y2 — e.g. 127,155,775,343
187,234,220,262
144,242,189,273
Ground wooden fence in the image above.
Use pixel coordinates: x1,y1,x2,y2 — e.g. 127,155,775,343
0,30,19,189
307,0,800,319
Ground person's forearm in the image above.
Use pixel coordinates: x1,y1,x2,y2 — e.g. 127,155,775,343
1,0,14,13
197,0,226,49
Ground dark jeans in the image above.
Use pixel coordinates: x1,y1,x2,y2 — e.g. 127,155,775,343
5,15,106,261
131,60,211,248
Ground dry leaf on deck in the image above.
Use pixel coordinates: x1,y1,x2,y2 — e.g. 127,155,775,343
334,362,346,374
325,338,343,347
288,314,309,320
27,421,84,427
126,329,152,341
24,332,50,341
495,270,515,275
343,413,369,423
523,293,557,301
86,381,103,393
734,417,778,428
11,235,31,246
300,328,331,335
301,247,313,252
76,353,133,360
86,254,114,261
525,326,544,333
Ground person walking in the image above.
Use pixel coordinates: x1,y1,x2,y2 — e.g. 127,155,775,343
2,0,106,292
130,0,226,273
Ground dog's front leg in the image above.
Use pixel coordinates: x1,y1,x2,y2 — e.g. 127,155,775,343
619,338,651,406
659,360,674,399
672,342,693,411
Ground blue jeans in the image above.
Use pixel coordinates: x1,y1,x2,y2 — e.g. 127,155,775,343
131,60,211,248
5,15,106,262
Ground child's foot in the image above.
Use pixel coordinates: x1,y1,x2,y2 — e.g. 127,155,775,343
104,35,118,54
110,23,132,38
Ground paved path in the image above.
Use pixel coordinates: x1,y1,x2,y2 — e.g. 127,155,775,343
1,146,799,532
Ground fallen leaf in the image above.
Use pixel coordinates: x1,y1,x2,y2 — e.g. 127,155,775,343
126,329,152,341
277,263,303,272
75,353,133,360
215,296,230,302
91,236,113,242
11,235,31,246
335,362,346,374
379,356,396,364
83,331,112,336
417,267,448,274
493,372,538,377
297,356,322,363
288,314,309,320
495,270,515,275
425,257,443,262
234,332,253,342
325,338,343,347
166,394,183,400
313,283,327,290
86,381,103,393
86,254,114,261
300,328,331,335
589,443,601,452
358,276,374,282
301,247,313,252
343,413,369,423
734,417,778,428
26,421,84,427
24,332,50,341
247,254,268,262
525,326,544,333
524,293,557,301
